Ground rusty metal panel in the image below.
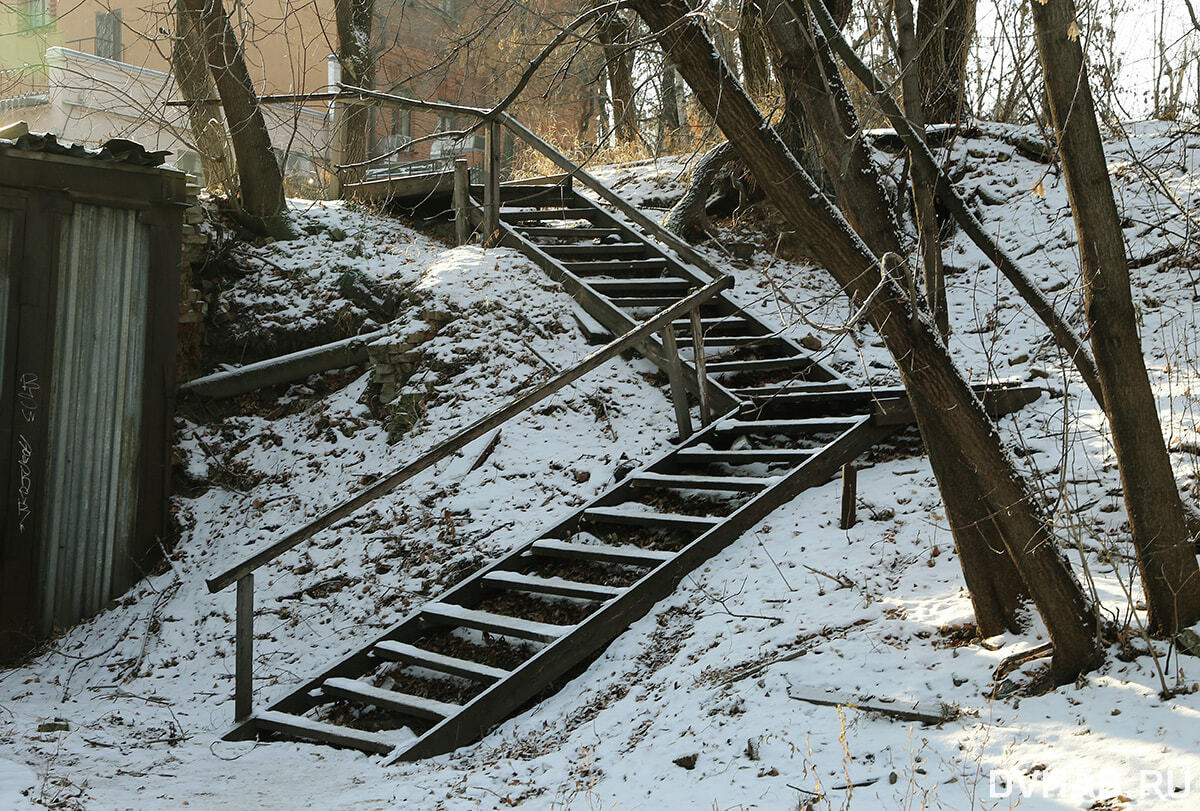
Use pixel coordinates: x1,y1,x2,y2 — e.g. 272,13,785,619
39,204,149,631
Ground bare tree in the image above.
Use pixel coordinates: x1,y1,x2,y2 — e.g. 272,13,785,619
595,6,639,145
171,2,237,194
1032,0,1200,636
631,0,1103,686
916,0,976,123
179,0,289,236
334,0,376,186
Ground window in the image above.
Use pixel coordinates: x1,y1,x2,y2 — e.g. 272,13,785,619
95,11,122,61
21,0,51,30
371,110,411,158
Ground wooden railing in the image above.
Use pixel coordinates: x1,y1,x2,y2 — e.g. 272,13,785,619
208,275,731,722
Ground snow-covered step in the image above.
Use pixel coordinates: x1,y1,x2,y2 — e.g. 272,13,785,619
705,356,819,375
371,640,508,682
529,538,675,567
561,258,669,274
626,472,776,492
542,243,647,257
731,380,849,397
501,207,594,222
518,226,623,239
673,447,816,464
420,603,571,643
714,416,865,435
254,710,394,754
587,278,692,294
322,677,459,720
482,570,625,601
580,507,722,532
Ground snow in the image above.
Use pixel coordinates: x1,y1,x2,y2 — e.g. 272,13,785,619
3,126,1200,808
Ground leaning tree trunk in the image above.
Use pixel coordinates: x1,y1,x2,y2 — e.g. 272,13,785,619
754,0,900,246
761,0,1029,635
658,53,683,151
180,0,289,236
895,0,948,335
334,0,376,187
1031,0,1200,636
632,0,1102,684
916,0,976,123
172,2,237,194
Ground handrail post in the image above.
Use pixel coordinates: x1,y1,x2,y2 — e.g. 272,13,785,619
483,119,501,245
689,308,712,425
235,573,254,721
660,323,693,438
453,157,470,245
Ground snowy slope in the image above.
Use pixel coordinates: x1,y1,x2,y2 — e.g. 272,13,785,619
2,127,1200,810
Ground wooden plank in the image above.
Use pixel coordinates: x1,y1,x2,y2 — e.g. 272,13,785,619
705,356,819,375
500,207,596,222
254,710,395,755
322,678,459,721
660,322,694,437
561,258,669,273
343,170,454,203
840,464,857,529
518,226,623,239
453,159,470,245
530,538,676,567
372,641,508,682
674,448,815,464
542,243,648,257
481,570,624,602
690,308,712,425
588,278,692,293
235,574,253,721
420,603,572,643
581,507,721,531
714,417,865,435
627,472,775,492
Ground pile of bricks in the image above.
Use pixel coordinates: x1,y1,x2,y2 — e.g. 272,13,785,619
366,311,453,442
177,182,209,383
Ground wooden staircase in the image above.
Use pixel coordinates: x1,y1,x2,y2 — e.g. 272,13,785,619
211,172,1041,762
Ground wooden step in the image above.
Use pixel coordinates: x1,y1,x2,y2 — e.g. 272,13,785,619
732,380,850,397
518,226,623,239
481,570,625,601
714,416,865,435
372,640,508,682
588,278,693,294
561,259,669,273
706,357,817,375
680,335,778,348
543,243,648,257
672,316,761,335
530,538,676,567
673,447,816,464
627,472,775,492
322,677,459,720
501,208,595,223
254,710,394,754
604,296,692,308
421,603,571,643
581,507,722,532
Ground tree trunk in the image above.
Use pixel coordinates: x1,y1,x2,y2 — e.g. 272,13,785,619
916,0,976,123
658,54,683,151
334,0,376,187
171,2,237,194
738,1,771,98
596,9,639,145
1032,0,1200,636
180,0,289,236
754,1,899,248
632,0,1101,683
894,0,949,335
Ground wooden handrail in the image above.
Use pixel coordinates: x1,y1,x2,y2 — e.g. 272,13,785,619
495,113,726,280
206,275,732,593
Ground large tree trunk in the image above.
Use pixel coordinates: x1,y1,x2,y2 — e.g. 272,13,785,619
334,0,376,187
658,53,683,151
1032,0,1200,636
596,9,639,145
916,0,976,123
632,0,1101,684
894,0,948,335
180,0,288,236
171,2,237,194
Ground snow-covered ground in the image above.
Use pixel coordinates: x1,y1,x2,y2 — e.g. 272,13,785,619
3,124,1200,810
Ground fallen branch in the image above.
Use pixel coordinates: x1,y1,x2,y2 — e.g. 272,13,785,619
789,690,962,725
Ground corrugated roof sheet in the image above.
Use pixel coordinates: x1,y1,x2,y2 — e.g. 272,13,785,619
0,131,170,166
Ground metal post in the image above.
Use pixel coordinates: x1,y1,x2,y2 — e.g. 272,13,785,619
840,464,857,530
483,119,501,245
326,56,345,200
453,158,470,245
688,307,712,425
235,573,254,721
660,324,693,438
